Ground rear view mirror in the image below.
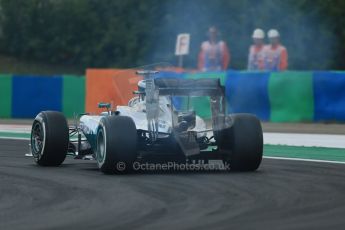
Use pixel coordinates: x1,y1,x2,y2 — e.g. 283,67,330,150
98,102,111,109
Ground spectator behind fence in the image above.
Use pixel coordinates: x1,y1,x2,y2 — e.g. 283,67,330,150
198,26,230,72
247,28,266,71
264,29,288,71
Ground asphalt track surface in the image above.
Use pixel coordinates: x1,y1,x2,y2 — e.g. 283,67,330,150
1,139,345,230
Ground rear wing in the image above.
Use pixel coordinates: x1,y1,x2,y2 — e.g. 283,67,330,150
154,78,224,97
136,70,227,142
135,70,224,97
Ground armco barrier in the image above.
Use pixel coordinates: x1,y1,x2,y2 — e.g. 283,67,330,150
0,75,84,118
85,70,186,114
1,70,345,122
63,75,85,117
85,69,141,114
313,72,345,122
12,75,63,118
0,74,12,118
226,71,270,121
268,71,314,122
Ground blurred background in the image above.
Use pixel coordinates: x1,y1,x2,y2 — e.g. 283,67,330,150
0,0,344,74
0,0,345,122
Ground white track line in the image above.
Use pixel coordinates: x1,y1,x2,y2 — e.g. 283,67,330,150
264,133,345,149
0,124,31,133
264,156,345,165
0,136,29,140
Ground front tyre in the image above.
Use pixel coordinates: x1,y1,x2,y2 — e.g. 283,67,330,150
96,116,137,174
31,111,69,166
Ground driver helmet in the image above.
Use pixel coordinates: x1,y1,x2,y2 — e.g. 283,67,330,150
138,80,146,92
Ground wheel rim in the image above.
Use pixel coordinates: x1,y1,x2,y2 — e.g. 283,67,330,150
31,121,45,158
97,129,106,164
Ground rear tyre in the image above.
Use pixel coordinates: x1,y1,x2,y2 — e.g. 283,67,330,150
31,111,69,166
96,116,137,174
218,114,263,171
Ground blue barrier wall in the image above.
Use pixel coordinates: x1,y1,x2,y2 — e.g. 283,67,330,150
226,71,271,121
1,71,345,122
313,72,345,122
12,76,62,118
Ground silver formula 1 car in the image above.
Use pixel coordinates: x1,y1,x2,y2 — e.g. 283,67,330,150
30,70,263,174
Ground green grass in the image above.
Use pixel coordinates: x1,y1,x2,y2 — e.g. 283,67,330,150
0,55,83,75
